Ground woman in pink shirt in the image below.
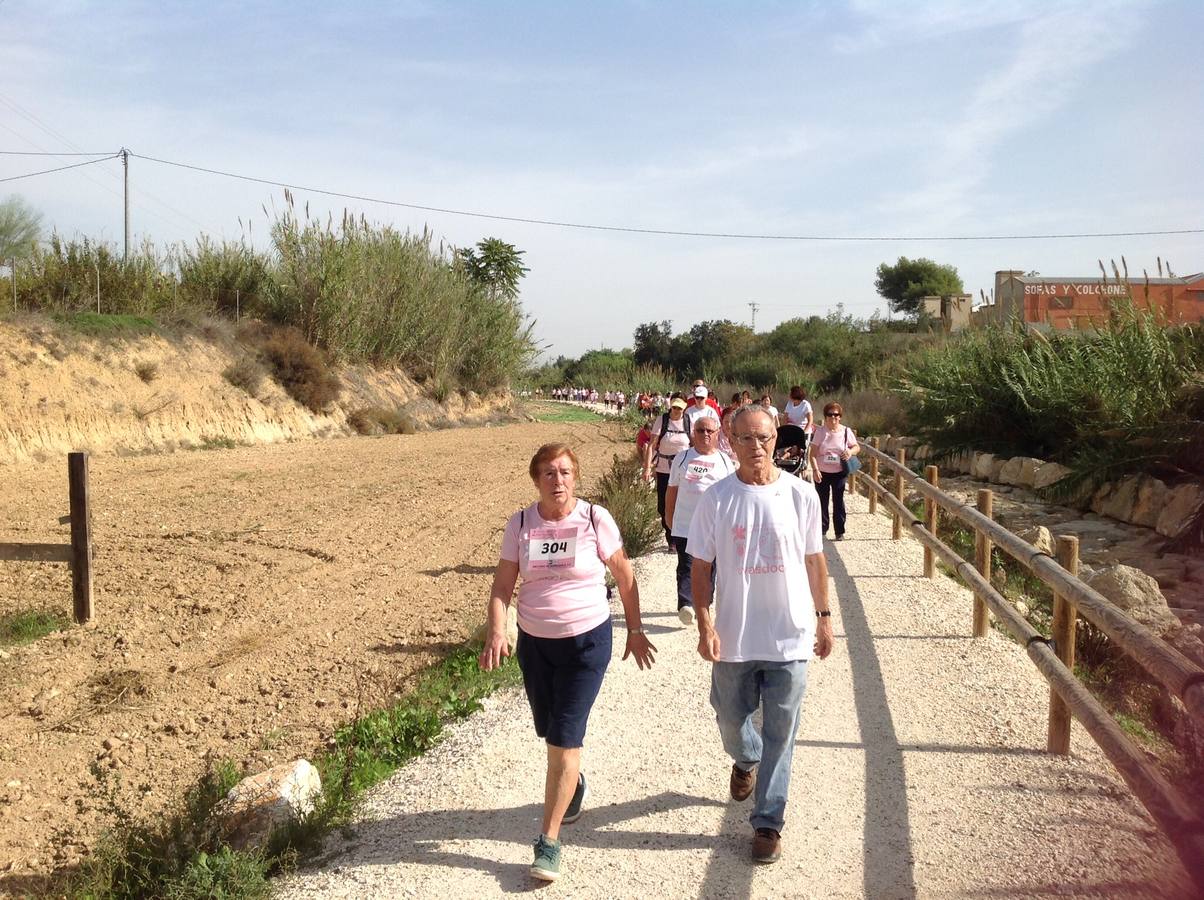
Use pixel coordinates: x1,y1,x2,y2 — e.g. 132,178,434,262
808,402,860,540
479,442,656,882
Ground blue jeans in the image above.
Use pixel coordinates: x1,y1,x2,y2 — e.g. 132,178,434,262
670,536,714,610
710,659,810,832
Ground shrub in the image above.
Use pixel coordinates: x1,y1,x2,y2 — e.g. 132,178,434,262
897,309,1203,495
134,360,158,383
591,452,662,558
346,406,419,435
257,326,341,413
222,357,267,396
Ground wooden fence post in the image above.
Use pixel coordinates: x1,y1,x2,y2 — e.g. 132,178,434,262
1048,534,1080,754
68,452,94,624
892,449,906,540
924,465,939,578
973,489,993,637
868,438,879,515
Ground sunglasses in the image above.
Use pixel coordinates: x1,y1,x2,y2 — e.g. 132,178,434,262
825,412,841,417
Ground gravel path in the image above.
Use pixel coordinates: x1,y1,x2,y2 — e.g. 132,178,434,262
275,493,1194,899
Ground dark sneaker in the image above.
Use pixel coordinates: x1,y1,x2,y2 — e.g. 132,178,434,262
530,834,562,881
834,534,845,541
562,772,588,824
729,764,755,801
752,827,781,863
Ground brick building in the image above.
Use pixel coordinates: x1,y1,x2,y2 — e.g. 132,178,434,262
976,270,1204,330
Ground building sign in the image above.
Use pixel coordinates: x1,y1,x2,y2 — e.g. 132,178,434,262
1023,283,1128,296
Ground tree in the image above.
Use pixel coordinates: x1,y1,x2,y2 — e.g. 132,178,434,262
633,320,673,368
0,195,42,261
873,256,964,315
457,238,528,300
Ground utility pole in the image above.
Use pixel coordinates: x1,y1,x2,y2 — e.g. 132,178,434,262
121,148,130,261
748,302,759,332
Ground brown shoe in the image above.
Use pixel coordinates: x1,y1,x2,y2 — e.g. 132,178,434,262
752,827,781,863
729,764,755,801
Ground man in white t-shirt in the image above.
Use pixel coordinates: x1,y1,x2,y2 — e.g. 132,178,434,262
664,416,737,626
684,386,720,441
686,406,833,865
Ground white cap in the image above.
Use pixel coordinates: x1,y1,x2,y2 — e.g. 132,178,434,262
693,386,708,398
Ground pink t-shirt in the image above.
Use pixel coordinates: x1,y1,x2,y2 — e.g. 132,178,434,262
501,499,622,639
812,424,858,474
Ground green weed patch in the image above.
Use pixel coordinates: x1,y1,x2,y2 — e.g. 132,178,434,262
53,312,157,336
0,608,69,646
68,646,520,899
524,401,603,423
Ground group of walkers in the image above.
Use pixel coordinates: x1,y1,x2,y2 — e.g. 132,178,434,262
479,378,862,883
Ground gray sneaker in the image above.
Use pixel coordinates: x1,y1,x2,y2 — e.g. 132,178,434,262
530,834,562,881
562,772,588,824
678,605,695,626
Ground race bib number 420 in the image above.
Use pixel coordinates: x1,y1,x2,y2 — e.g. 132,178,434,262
686,459,715,482
528,527,578,569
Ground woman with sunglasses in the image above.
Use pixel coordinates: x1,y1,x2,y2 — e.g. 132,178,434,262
808,403,860,540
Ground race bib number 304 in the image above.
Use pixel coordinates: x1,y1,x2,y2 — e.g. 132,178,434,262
528,527,578,569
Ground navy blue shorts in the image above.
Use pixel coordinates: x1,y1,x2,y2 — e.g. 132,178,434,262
516,618,612,749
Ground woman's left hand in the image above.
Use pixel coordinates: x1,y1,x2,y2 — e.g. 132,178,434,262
623,632,657,669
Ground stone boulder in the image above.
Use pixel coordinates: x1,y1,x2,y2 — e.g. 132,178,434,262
1032,461,1072,491
1129,476,1170,529
1082,563,1180,636
471,603,519,648
988,458,1007,482
1156,482,1204,540
971,453,997,481
220,759,321,850
1015,524,1054,557
997,457,1025,486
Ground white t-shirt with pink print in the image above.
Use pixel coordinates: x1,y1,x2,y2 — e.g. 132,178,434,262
686,472,823,662
501,499,622,639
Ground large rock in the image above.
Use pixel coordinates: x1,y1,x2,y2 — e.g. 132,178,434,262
1032,461,1073,491
1083,563,1180,636
1129,476,1170,529
1091,479,1132,520
220,759,321,850
1156,482,1204,539
971,452,996,480
1015,524,1054,556
988,458,1007,482
471,603,519,648
997,456,1035,486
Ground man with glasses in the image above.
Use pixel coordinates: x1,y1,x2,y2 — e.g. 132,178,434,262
686,406,834,865
664,417,737,625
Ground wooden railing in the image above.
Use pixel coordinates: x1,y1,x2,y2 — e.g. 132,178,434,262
855,439,1204,888
0,451,94,623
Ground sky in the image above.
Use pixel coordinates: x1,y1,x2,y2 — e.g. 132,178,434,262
2,0,1202,359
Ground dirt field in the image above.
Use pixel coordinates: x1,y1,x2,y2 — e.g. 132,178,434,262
0,418,626,891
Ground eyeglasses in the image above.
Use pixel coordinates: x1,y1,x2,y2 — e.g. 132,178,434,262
825,412,841,418
734,433,775,447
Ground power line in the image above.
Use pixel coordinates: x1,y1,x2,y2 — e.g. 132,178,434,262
0,155,119,183
130,150,1203,243
0,150,117,156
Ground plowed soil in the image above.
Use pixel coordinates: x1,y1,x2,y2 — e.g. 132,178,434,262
0,418,624,892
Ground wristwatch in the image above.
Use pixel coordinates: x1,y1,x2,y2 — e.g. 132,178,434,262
627,627,645,635
816,610,832,618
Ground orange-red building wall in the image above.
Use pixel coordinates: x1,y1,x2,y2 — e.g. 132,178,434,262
1022,276,1204,329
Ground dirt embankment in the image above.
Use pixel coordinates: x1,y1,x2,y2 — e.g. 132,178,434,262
0,316,511,467
0,417,628,892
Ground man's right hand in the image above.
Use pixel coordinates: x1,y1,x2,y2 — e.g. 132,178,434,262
698,626,721,662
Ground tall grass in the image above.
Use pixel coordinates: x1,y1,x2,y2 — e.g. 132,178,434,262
898,307,1203,497
4,199,536,395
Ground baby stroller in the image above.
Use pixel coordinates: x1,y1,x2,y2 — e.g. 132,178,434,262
773,424,809,476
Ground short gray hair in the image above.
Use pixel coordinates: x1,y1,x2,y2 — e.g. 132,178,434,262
729,405,776,434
